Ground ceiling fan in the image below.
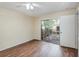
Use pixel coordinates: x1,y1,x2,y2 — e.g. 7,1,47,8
16,3,40,10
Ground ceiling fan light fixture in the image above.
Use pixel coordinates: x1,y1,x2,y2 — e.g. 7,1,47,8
23,3,39,10
30,5,34,10
26,3,30,10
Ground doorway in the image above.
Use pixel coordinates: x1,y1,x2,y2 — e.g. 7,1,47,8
41,19,60,45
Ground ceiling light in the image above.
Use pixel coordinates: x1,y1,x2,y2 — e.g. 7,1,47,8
26,3,30,10
30,5,34,10
23,3,39,10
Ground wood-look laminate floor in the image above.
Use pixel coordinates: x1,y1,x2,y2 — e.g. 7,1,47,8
0,40,78,57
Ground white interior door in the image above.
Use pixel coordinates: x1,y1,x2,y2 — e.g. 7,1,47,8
60,15,76,48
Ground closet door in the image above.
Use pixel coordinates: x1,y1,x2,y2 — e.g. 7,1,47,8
60,15,76,48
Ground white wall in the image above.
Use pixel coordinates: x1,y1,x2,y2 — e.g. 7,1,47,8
0,8,34,51
78,7,79,56
32,17,41,40
75,8,78,49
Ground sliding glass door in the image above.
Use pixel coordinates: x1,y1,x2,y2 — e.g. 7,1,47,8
41,19,60,45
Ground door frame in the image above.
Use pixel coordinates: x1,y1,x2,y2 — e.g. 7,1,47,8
40,18,60,45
